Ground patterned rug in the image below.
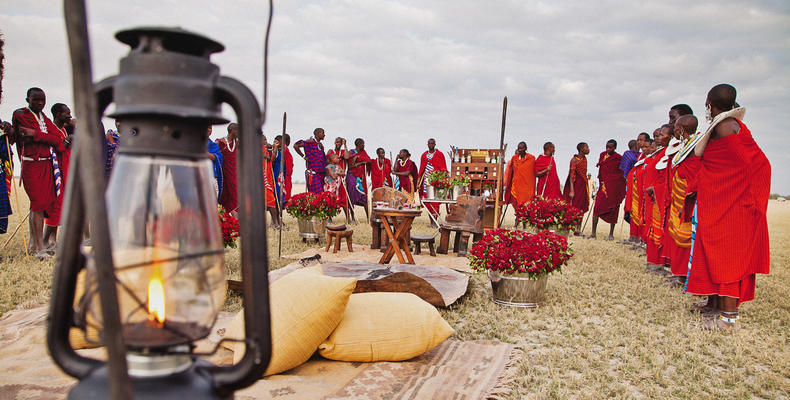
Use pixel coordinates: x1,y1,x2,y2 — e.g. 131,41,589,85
0,307,517,400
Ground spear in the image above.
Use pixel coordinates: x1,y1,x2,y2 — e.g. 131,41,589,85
494,96,507,229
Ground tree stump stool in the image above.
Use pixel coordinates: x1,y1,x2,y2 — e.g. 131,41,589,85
410,235,436,257
325,229,354,253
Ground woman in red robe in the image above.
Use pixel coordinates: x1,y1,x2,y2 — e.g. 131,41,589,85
534,142,562,200
590,140,625,239
218,124,239,214
370,147,392,189
562,143,589,233
393,149,418,195
687,84,770,329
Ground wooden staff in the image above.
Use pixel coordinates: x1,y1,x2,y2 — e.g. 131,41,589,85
539,155,554,198
4,135,29,258
278,112,286,257
1,211,30,250
494,96,507,229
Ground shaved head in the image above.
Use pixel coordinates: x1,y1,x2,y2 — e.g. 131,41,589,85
707,84,737,112
675,115,698,139
628,139,638,150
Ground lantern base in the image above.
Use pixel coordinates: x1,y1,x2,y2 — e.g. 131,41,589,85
67,360,230,400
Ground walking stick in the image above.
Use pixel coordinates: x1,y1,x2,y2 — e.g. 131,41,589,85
5,135,29,258
494,96,507,229
539,155,554,198
362,162,369,223
1,211,30,250
342,170,356,224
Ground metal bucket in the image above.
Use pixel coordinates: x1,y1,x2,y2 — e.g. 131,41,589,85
297,217,327,239
488,270,548,308
426,185,436,199
452,185,464,200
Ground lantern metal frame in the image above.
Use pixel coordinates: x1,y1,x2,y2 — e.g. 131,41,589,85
47,1,273,398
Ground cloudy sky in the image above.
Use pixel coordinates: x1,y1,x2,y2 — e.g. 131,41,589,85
1,0,789,194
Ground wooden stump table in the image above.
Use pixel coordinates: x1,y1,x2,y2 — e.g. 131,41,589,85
375,207,422,264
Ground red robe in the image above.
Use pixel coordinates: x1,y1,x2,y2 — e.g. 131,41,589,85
534,155,561,200
504,153,536,207
262,146,276,208
592,151,625,223
350,149,372,195
284,147,294,202
668,155,700,276
45,124,72,226
419,150,448,216
394,159,418,193
370,157,393,189
217,138,238,212
12,108,65,214
655,150,674,264
641,150,663,256
562,155,589,212
326,149,349,204
686,121,770,305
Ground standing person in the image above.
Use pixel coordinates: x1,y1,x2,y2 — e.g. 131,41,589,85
273,134,294,203
105,120,122,176
206,126,223,201
644,127,671,270
262,135,281,228
370,147,393,189
625,135,651,244
42,103,74,249
562,142,590,234
667,115,700,286
0,122,15,236
619,139,640,178
217,123,239,214
534,142,561,199
687,84,771,330
325,137,349,209
325,153,349,223
393,149,418,196
348,138,372,221
590,139,626,240
504,142,536,209
293,128,327,193
418,138,448,221
11,88,67,259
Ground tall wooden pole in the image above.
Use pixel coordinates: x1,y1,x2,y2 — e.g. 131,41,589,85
278,112,286,257
494,96,507,229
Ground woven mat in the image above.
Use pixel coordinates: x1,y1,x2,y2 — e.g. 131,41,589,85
0,307,517,400
283,244,475,274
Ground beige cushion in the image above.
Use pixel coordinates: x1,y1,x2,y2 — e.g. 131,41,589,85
318,292,454,362
225,266,356,375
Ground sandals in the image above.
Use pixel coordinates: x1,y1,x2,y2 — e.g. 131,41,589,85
700,313,740,331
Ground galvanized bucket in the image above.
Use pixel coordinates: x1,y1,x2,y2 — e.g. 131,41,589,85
297,217,327,239
488,270,548,308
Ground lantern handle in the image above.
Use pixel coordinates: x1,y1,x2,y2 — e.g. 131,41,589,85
204,75,272,393
46,76,116,378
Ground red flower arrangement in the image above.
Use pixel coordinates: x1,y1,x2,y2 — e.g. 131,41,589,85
218,205,240,248
482,180,496,190
427,170,452,189
285,191,341,220
515,196,584,232
469,229,573,278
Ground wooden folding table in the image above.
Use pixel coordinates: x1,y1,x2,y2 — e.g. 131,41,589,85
375,208,422,264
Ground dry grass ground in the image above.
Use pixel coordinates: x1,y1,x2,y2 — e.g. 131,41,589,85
1,185,788,399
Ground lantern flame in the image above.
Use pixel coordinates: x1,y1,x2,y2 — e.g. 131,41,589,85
147,269,166,324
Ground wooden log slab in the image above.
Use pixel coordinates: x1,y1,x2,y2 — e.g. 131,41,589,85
318,261,469,307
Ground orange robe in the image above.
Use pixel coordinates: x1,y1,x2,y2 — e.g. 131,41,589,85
562,155,589,212
686,121,770,305
668,155,700,276
504,153,536,207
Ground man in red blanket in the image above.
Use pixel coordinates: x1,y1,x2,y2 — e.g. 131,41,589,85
644,126,671,270
42,103,74,250
562,142,589,234
687,84,771,330
418,138,447,222
667,115,700,285
534,142,561,200
11,88,68,259
218,123,239,215
624,133,650,244
590,139,625,240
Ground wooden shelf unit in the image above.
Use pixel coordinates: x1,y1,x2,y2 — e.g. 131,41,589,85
449,148,504,229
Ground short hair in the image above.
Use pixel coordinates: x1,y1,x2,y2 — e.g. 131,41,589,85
670,104,694,116
707,84,737,111
26,87,44,98
637,132,650,140
50,103,68,117
518,141,527,147
313,127,324,135
376,147,384,153
660,124,672,131
606,139,617,148
428,138,436,142
274,135,282,142
354,138,364,146
576,142,587,152
400,149,410,157
227,123,238,132
645,138,654,144
628,139,638,150
543,142,554,150
283,133,291,145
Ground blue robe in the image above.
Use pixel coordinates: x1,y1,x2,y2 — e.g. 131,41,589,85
207,139,223,201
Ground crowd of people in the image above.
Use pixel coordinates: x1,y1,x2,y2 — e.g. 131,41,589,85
0,81,772,331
